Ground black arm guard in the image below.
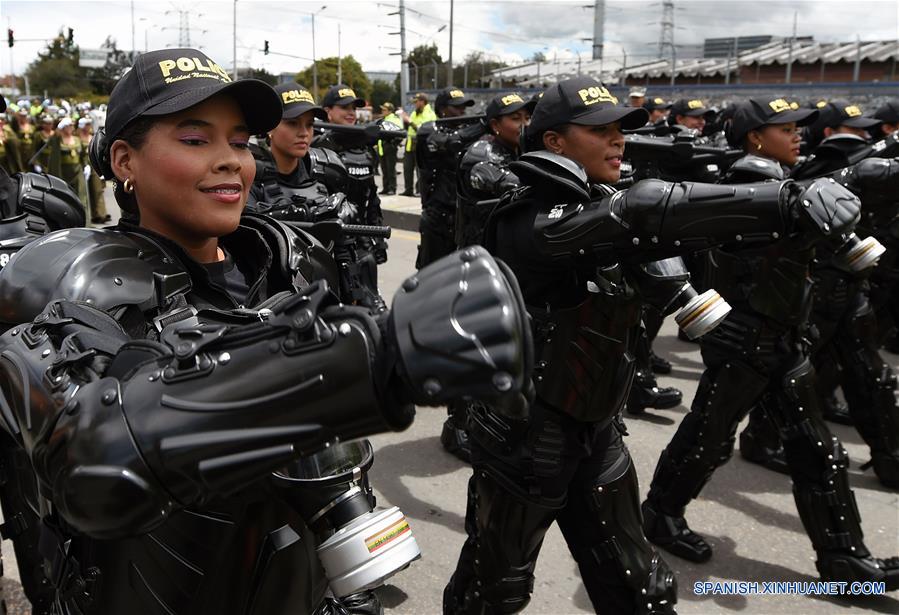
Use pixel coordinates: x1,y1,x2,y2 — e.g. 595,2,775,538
626,257,694,315
826,157,899,235
309,147,351,196
390,246,532,416
516,153,860,263
3,172,85,235
0,284,411,539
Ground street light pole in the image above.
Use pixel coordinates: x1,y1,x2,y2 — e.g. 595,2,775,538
232,0,237,80
447,0,454,85
310,5,326,96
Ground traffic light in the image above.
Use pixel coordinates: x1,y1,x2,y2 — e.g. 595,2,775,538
7,29,13,48
264,40,269,55
67,28,74,44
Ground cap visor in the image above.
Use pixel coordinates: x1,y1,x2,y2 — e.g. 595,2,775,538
494,99,535,118
333,96,365,108
143,78,281,135
448,97,476,107
571,106,648,130
283,103,328,121
767,108,818,127
843,116,882,129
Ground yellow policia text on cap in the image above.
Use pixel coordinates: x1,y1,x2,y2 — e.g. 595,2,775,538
449,89,465,98
844,105,862,117
768,99,791,113
283,89,315,105
653,98,665,104
501,94,524,106
339,88,357,99
687,99,704,109
816,100,829,108
158,56,231,84
578,86,617,106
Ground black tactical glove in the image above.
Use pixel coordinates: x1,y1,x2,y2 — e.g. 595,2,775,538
373,238,388,265
388,246,533,419
788,177,860,245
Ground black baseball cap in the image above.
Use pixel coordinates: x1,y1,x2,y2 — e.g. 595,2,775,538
274,82,326,120
821,100,882,129
670,98,714,119
485,92,536,122
643,96,671,112
527,76,648,137
874,100,899,125
435,87,475,110
104,48,281,143
727,97,819,147
321,84,365,108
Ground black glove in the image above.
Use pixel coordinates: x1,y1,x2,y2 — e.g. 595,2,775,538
373,238,388,265
388,246,533,418
788,177,860,245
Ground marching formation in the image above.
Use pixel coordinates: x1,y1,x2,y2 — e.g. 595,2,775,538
0,46,896,615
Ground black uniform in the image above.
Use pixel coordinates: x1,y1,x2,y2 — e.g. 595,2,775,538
416,119,483,268
0,207,531,614
443,139,863,613
642,150,899,588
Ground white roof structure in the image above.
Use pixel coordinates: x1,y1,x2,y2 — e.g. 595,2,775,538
490,40,899,84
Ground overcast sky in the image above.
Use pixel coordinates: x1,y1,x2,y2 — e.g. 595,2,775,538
3,0,898,78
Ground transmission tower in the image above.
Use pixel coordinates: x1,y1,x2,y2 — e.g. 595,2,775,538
178,10,191,47
658,0,675,60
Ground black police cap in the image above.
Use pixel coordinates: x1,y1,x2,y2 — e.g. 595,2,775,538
873,100,899,125
485,92,536,122
104,48,281,143
527,77,647,137
321,84,365,108
435,87,475,110
670,98,714,119
821,100,882,130
727,97,818,147
273,82,327,121
643,97,671,113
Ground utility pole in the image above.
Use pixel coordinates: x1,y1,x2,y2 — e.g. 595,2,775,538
447,0,454,85
6,17,14,97
131,0,136,58
658,1,676,85
853,34,862,82
337,23,342,83
312,13,318,95
399,0,409,103
232,0,237,79
592,0,605,60
785,10,796,84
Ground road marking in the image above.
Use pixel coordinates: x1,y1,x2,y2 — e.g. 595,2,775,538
392,229,420,242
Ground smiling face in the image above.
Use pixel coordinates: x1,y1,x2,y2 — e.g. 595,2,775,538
109,95,254,257
490,110,530,150
677,114,706,131
270,110,316,165
327,103,357,125
748,122,802,166
542,122,625,184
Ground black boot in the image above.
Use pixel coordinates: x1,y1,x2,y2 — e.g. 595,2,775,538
649,351,672,375
817,553,899,591
820,394,853,426
738,409,790,475
641,499,712,563
626,371,682,415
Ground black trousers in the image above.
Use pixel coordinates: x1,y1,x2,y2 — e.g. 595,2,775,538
380,145,397,193
403,144,417,194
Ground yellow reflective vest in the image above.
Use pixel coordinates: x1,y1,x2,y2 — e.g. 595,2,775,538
405,104,436,152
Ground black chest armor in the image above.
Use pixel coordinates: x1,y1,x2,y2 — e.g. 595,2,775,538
418,119,486,215
312,132,375,220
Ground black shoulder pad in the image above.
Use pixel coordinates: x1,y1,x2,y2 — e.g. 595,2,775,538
16,172,86,230
723,154,785,183
0,228,166,325
509,151,590,201
309,147,349,193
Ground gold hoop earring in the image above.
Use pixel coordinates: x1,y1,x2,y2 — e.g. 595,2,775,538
123,178,134,193
756,143,762,151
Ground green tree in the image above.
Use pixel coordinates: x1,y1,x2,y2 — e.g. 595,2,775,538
454,51,507,88
296,55,371,103
85,37,131,97
245,66,278,86
407,43,443,90
531,51,547,63
370,79,399,109
26,31,89,98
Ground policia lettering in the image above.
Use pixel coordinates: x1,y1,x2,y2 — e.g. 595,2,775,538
158,56,232,83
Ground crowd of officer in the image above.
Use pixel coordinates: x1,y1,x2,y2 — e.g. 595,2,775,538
0,46,898,615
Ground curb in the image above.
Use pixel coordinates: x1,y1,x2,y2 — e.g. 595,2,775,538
383,208,421,233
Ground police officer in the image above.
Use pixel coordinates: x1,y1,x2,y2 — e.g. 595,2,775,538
642,97,899,588
415,86,477,269
0,111,24,174
77,117,111,224
400,92,436,196
643,97,671,125
628,87,646,109
873,99,899,138
0,48,531,615
668,98,715,133
377,102,400,195
443,76,867,613
315,84,388,287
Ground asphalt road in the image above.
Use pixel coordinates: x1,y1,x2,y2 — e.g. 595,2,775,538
1,182,897,614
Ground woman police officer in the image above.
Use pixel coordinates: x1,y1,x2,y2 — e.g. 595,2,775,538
444,76,870,614
0,48,531,614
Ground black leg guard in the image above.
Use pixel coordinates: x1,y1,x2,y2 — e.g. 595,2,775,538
644,357,768,562
832,296,899,488
738,403,789,475
560,447,677,615
768,358,899,589
444,470,561,614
